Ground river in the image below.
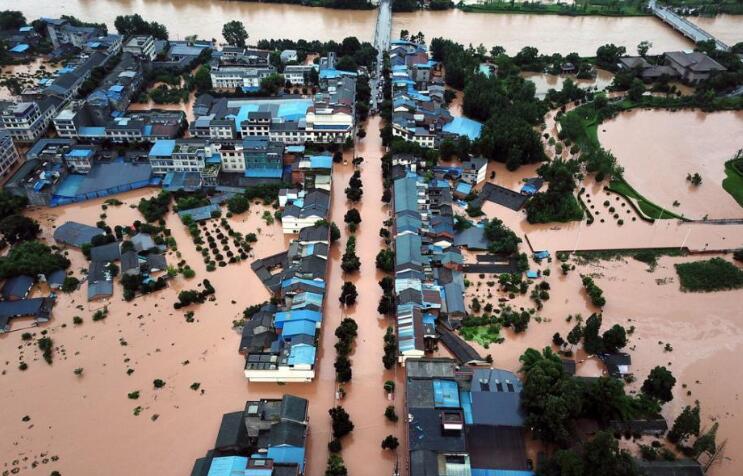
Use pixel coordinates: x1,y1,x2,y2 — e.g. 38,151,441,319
4,0,742,55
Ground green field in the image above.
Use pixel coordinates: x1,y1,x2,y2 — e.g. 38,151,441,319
722,158,743,208
675,257,743,292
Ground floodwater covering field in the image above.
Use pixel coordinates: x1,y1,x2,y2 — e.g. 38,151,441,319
600,109,743,220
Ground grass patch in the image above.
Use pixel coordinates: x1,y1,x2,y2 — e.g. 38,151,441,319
608,177,685,221
722,158,743,208
573,247,685,268
460,324,503,348
675,257,743,292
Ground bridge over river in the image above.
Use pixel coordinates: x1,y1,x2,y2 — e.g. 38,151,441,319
649,0,730,51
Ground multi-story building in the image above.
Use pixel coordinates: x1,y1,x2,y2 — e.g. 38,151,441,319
0,101,53,143
0,130,20,177
44,18,103,50
209,64,275,91
283,65,315,86
122,35,156,61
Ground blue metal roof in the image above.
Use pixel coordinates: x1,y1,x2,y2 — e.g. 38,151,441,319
433,379,460,408
78,126,106,137
244,168,283,178
442,116,483,140
109,84,124,92
266,446,305,470
455,182,473,195
281,277,325,289
66,148,94,158
286,145,305,153
274,309,322,328
308,155,332,169
281,319,317,338
207,456,248,476
149,139,176,157
9,44,29,53
287,343,316,366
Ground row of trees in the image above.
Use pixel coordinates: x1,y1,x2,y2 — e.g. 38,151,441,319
334,317,358,383
345,170,363,202
114,14,168,40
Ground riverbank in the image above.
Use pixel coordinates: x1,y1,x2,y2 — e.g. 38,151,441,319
461,1,648,17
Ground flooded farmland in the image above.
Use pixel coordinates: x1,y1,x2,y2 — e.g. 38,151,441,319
600,109,743,220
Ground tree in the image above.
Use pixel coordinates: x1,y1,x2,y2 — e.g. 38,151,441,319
222,21,248,47
114,14,168,40
583,313,605,355
384,405,398,421
375,249,395,272
381,435,399,450
668,403,700,444
0,215,40,244
325,453,347,476
484,218,521,255
344,208,361,229
335,355,352,382
641,366,676,403
0,11,26,31
329,406,354,438
0,241,70,279
628,78,645,102
0,190,27,220
227,194,249,214
382,326,397,369
260,73,285,95
692,422,718,457
596,43,627,70
602,324,627,353
566,323,583,348
341,236,360,273
61,276,80,293
193,65,212,92
339,281,358,306
582,431,638,475
637,40,653,57
329,222,341,243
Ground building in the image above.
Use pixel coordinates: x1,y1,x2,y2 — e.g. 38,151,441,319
283,65,315,86
210,64,275,91
1,275,35,301
281,189,330,234
0,101,53,143
0,130,20,177
0,297,54,332
405,360,532,476
43,18,103,50
664,51,727,84
192,394,309,476
123,35,156,61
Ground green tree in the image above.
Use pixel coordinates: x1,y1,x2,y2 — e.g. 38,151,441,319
641,366,676,403
339,281,358,306
0,241,70,279
637,40,653,57
0,215,40,244
668,403,700,444
222,20,248,47
325,453,347,476
628,78,645,102
484,218,521,255
602,324,627,353
193,65,212,92
381,435,399,450
329,406,354,438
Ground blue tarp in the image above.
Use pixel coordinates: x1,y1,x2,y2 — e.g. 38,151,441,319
286,145,305,153
455,182,473,196
433,379,460,408
66,148,93,158
78,126,106,137
274,309,322,328
281,277,325,289
443,116,483,140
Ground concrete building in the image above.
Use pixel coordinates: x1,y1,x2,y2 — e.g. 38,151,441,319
664,51,727,84
123,35,156,61
209,64,275,91
0,130,20,177
43,18,103,50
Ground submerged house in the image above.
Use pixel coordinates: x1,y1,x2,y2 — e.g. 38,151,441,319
191,394,309,476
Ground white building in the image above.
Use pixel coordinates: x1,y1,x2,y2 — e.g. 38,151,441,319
0,102,55,143
283,65,314,86
123,35,156,61
209,65,275,90
0,130,20,177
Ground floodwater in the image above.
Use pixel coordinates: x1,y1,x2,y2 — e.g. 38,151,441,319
459,250,743,475
0,57,59,101
0,116,403,476
600,109,743,220
393,10,700,55
7,0,743,55
521,69,614,98
128,91,197,123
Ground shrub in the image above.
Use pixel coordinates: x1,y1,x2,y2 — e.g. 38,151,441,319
128,391,140,399
61,276,80,293
73,316,83,325
384,405,398,422
153,379,166,389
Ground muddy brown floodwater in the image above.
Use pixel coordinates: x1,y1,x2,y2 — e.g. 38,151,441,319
600,109,743,220
0,115,403,476
6,0,742,55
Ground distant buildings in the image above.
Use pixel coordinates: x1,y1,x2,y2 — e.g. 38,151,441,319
389,39,482,148
43,18,104,50
192,394,309,476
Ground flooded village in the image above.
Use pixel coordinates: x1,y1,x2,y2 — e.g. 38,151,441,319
0,1,741,476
